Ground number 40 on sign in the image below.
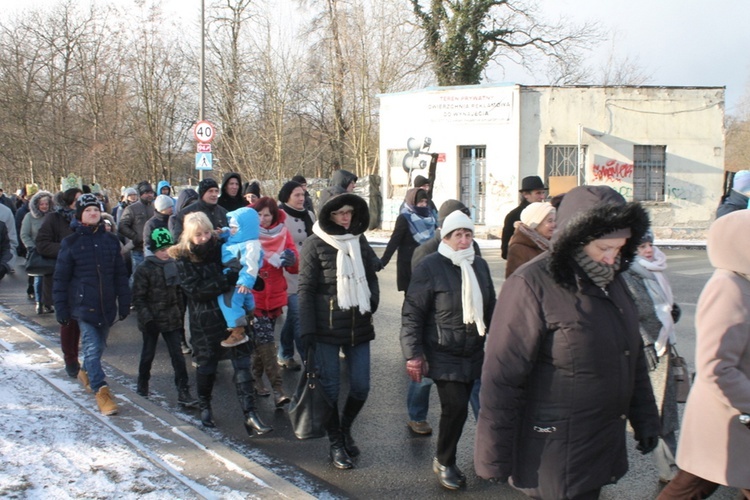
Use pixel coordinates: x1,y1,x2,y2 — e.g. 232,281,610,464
194,120,216,143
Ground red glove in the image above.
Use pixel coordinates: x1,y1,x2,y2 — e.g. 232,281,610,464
406,357,427,383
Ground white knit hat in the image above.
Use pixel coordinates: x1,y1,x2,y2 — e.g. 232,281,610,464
441,210,474,237
521,202,555,229
154,194,174,213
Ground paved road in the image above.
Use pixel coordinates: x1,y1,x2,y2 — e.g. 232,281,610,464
0,246,739,499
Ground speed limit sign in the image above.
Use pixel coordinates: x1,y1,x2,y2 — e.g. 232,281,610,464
194,120,216,143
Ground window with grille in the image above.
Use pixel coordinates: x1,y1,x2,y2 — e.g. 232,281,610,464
633,145,666,202
545,145,585,185
459,146,486,224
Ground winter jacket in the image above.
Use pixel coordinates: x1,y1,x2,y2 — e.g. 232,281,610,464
20,191,55,250
172,237,235,366
118,200,154,252
156,180,172,197
401,251,495,383
505,225,547,278
0,204,17,260
168,188,199,235
0,221,11,272
218,172,246,212
222,207,262,290
53,221,131,327
675,210,750,489
715,188,748,219
132,256,185,333
500,198,530,259
318,169,357,210
280,203,315,294
475,185,660,500
171,199,227,243
411,229,481,269
35,207,76,259
381,214,420,292
298,193,380,347
253,215,299,314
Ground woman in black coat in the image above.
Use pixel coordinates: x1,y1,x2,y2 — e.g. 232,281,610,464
380,188,436,292
298,192,380,470
475,185,661,500
400,210,495,491
169,212,271,436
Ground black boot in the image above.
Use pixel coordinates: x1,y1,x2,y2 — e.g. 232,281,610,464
177,383,198,408
196,372,216,428
235,369,272,436
327,405,353,469
340,396,366,458
136,377,149,397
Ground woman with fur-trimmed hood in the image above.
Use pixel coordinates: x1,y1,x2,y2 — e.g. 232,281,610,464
475,185,661,500
20,190,56,313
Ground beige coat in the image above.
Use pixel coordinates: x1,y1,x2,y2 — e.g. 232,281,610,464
676,210,750,489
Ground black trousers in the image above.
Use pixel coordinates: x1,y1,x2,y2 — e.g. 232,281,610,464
138,327,189,388
435,379,472,467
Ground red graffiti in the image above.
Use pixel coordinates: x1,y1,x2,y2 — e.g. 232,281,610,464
592,160,634,182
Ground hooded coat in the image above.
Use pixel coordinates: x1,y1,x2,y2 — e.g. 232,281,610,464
118,199,155,252
715,188,749,219
318,169,357,210
20,190,55,251
298,193,380,346
168,188,199,235
475,185,660,500
674,210,750,489
218,172,246,212
156,180,172,197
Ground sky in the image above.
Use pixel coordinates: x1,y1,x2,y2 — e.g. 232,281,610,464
3,0,749,115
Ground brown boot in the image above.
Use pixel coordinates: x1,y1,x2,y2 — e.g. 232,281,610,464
260,343,289,407
221,326,249,347
252,347,270,396
78,369,92,393
96,386,118,416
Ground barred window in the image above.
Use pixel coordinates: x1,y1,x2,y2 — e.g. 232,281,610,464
633,145,666,202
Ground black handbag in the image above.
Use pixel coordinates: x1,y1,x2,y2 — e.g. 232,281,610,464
671,345,691,403
288,346,334,440
25,248,56,276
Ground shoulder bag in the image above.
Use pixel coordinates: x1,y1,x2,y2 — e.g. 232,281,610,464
288,345,334,439
25,248,56,276
671,344,691,403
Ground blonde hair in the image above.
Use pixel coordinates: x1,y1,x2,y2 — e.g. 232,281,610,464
169,212,214,259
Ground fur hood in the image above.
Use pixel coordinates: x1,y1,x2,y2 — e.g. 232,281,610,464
318,193,369,236
549,185,650,287
28,190,56,219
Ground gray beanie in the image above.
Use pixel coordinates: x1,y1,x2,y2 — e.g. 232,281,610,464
154,194,174,213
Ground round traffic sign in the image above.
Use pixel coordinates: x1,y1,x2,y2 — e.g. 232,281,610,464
194,120,216,143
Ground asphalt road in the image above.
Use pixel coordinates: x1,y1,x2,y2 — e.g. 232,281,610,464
0,246,740,499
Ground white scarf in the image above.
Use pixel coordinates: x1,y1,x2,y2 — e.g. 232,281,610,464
437,241,486,335
634,246,675,356
313,222,371,314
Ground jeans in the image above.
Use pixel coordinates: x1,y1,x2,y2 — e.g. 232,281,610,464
314,341,370,403
138,327,188,388
129,250,144,288
79,320,110,392
407,377,481,422
278,293,300,361
33,276,43,303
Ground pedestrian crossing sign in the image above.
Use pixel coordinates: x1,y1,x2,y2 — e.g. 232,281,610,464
195,153,213,171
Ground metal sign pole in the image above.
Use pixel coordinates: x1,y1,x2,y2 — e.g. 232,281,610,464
198,0,205,182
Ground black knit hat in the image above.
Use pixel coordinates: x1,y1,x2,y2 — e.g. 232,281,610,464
278,181,303,203
137,181,154,195
291,175,307,185
437,199,470,228
198,178,219,199
75,193,102,220
414,175,429,188
243,181,261,198
62,188,82,207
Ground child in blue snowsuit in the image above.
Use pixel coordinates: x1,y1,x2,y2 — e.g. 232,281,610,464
218,207,263,347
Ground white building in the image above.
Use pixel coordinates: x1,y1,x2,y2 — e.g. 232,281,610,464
378,84,725,239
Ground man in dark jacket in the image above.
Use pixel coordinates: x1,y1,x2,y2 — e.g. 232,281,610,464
0,220,12,281
36,187,82,378
475,185,661,499
171,178,227,242
218,172,245,211
500,175,546,259
118,181,155,276
318,169,357,209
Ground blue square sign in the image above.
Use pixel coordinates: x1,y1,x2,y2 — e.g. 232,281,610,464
195,153,213,171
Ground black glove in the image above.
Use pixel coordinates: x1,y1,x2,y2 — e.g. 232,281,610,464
253,276,265,291
636,436,659,455
57,317,69,326
378,258,386,271
225,269,239,288
280,249,296,267
144,321,159,336
671,303,681,324
644,344,659,371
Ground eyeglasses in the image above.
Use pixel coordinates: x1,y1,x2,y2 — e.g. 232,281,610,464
331,209,353,217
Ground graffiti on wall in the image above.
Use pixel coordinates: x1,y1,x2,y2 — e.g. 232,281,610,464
592,159,634,182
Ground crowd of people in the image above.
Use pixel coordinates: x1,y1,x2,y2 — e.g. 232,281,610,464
1,171,748,499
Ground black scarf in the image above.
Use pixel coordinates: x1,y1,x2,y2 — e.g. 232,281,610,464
280,203,313,236
145,255,180,286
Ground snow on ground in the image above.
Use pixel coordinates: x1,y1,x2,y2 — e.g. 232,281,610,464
0,347,197,499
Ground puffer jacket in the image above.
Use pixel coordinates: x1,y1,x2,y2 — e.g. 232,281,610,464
132,256,185,333
118,200,154,251
298,193,380,346
171,237,236,366
53,221,131,327
475,185,660,500
35,207,76,258
20,190,55,250
401,251,495,383
253,213,299,314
